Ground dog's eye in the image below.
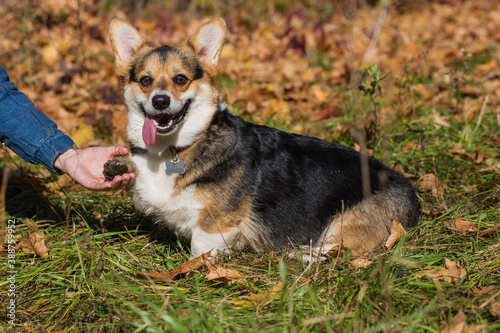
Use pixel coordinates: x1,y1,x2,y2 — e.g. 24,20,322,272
139,76,153,87
173,74,188,86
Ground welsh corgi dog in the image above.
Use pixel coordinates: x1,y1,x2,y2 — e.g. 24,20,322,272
104,17,420,260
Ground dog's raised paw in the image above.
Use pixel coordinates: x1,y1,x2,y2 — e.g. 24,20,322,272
103,159,132,181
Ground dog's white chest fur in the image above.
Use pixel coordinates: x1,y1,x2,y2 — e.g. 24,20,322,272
129,154,202,238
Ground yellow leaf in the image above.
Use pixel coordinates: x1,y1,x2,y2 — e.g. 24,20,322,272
310,84,328,103
71,124,95,149
246,281,284,303
41,44,59,67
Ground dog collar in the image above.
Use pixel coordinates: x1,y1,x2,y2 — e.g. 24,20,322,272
165,145,186,175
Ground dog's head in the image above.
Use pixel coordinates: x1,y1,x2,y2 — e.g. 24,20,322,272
109,18,226,150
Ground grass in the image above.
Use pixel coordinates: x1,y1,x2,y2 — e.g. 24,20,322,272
1,95,499,332
1,0,500,332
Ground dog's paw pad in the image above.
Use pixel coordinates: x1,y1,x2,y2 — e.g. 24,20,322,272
103,160,130,181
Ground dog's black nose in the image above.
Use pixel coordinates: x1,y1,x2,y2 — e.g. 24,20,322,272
152,95,170,110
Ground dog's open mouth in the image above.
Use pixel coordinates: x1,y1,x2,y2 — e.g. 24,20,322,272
142,100,191,146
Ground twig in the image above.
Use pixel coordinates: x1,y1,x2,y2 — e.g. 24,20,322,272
473,95,488,134
361,0,389,66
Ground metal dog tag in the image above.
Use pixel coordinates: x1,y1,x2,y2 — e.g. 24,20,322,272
165,159,186,175
165,146,186,175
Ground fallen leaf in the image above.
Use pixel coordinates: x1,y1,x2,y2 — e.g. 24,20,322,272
40,44,59,67
439,310,488,333
137,251,212,282
19,232,49,257
479,224,499,239
423,258,467,284
231,281,284,307
459,85,482,98
444,218,477,235
136,271,176,282
385,219,407,250
418,173,449,196
247,281,284,302
432,112,451,128
490,132,500,148
324,244,344,258
490,301,500,318
350,258,374,268
478,161,500,173
71,124,95,149
470,285,497,295
440,311,467,333
394,165,418,179
205,266,245,285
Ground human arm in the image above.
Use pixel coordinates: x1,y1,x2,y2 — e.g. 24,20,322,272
0,65,134,190
54,146,135,190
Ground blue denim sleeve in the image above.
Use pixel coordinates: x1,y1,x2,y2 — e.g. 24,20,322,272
0,66,75,174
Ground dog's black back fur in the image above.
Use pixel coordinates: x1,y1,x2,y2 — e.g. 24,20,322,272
184,105,420,249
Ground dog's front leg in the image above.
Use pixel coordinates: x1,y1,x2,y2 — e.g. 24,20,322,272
103,159,138,181
190,227,241,259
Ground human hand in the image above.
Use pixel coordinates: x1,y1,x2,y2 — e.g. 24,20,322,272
53,145,135,190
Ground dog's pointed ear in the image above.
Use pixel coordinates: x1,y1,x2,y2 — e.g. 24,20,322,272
187,18,226,67
109,18,147,72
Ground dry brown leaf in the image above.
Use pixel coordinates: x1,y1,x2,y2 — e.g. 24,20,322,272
423,258,467,284
394,165,418,179
137,251,212,282
490,300,500,318
418,173,449,196
350,258,374,268
440,311,467,333
432,112,451,128
444,218,477,235
439,310,488,333
136,271,176,282
471,285,497,295
324,244,344,258
385,219,407,250
479,224,499,239
478,161,500,173
19,232,49,257
205,266,245,285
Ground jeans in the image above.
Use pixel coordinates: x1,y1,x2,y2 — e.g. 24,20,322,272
0,65,75,174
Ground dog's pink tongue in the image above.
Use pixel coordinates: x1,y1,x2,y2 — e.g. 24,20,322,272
142,115,157,146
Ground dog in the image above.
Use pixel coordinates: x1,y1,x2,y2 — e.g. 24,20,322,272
104,17,420,260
